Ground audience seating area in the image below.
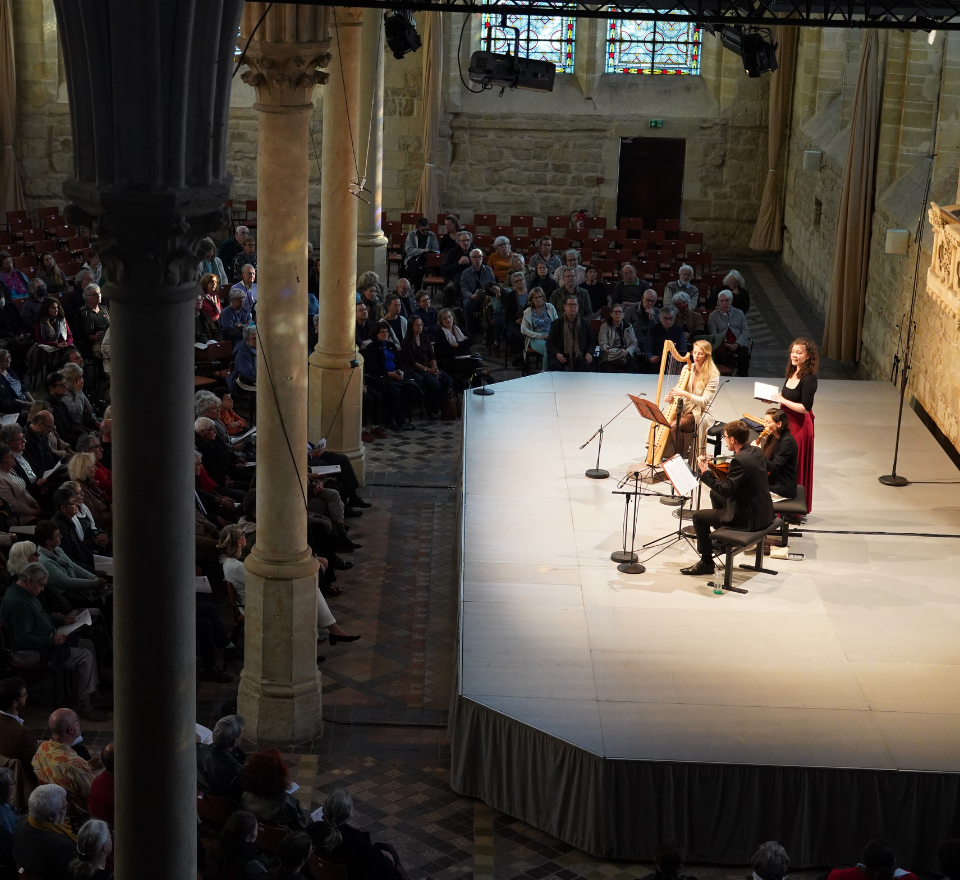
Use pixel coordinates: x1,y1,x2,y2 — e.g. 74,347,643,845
1,208,95,280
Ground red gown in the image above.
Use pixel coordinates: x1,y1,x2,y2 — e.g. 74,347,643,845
780,373,817,513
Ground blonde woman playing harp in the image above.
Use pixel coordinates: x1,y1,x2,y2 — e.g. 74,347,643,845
663,339,720,461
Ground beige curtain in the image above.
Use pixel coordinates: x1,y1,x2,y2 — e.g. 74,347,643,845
749,26,798,251
414,11,441,219
823,31,881,362
0,0,25,217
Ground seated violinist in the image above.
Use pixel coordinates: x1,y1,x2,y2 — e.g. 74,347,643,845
756,408,798,500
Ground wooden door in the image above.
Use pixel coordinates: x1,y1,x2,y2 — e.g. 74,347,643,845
616,137,685,230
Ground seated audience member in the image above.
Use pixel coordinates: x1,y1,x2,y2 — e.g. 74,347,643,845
664,265,699,309
219,289,251,343
440,230,473,307
392,278,416,318
36,519,108,606
482,283,504,354
460,249,495,334
5,542,38,583
199,236,229,288
583,265,608,314
14,784,76,878
672,292,704,343
644,307,687,371
51,488,96,570
306,444,370,512
500,272,529,366
624,288,659,343
361,322,420,431
218,225,249,271
0,348,33,415
240,749,311,831
433,309,479,386
271,832,314,880
44,370,87,446
228,325,258,392
0,253,28,300
639,839,698,880
32,709,96,813
69,818,112,879
439,215,462,254
487,237,514,284
530,260,558,302
204,811,267,880
217,393,247,440
77,285,109,358
357,271,385,303
97,417,111,469
356,280,382,319
20,278,49,335
197,714,246,801
520,288,556,368
37,253,69,296
552,249,586,286
611,264,643,305
0,442,42,523
684,420,774,577
27,298,74,378
23,410,62,479
0,291,31,367
355,302,374,352
75,434,111,502
199,273,223,324
382,293,407,347
508,252,526,283
1,425,49,506
82,246,103,286
231,236,257,286
401,317,452,418
827,840,918,880
0,767,16,863
0,677,39,785
311,789,409,880
707,291,751,376
550,267,592,318
758,408,797,499
30,399,73,460
706,269,751,313
0,563,107,720
231,264,257,314
86,743,113,827
412,292,439,342
546,295,595,373
61,363,99,433
61,482,109,559
751,841,790,880
598,305,639,373
528,237,560,276
195,292,222,344
403,218,440,292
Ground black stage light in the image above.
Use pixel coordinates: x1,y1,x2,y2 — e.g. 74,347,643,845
714,25,778,77
384,10,421,60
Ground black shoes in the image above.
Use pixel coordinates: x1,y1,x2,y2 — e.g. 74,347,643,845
329,633,361,646
344,507,363,518
349,496,372,509
333,556,353,571
681,561,716,576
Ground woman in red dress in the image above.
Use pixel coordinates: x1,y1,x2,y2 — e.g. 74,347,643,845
774,338,818,513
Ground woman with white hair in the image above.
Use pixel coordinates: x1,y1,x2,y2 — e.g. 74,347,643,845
70,817,112,879
663,264,699,309
552,249,586,286
488,236,514,284
6,540,38,579
706,269,750,313
310,789,409,880
14,784,77,877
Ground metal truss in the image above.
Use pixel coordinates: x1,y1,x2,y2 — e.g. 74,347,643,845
287,0,960,29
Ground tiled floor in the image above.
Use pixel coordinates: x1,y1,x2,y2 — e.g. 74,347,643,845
18,264,846,879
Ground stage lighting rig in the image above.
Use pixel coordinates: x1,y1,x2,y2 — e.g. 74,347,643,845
468,16,556,94
708,24,778,77
384,10,421,59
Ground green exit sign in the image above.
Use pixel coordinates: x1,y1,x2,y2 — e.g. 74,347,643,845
649,119,664,128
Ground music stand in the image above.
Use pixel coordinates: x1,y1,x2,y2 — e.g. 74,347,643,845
642,455,698,553
627,394,671,483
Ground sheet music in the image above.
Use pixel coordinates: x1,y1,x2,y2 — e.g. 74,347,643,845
661,455,699,497
754,382,779,403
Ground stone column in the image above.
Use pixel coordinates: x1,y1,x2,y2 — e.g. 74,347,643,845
309,7,365,480
356,8,388,280
51,1,244,877
236,3,331,744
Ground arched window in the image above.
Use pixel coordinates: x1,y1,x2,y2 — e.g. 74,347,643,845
480,5,577,73
605,16,702,75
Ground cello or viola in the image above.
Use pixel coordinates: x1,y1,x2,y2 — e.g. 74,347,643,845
704,423,773,478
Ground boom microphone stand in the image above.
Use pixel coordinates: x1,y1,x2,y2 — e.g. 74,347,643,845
612,469,645,573
581,400,638,480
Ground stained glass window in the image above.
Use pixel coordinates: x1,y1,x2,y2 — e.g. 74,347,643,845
606,16,701,75
480,4,576,73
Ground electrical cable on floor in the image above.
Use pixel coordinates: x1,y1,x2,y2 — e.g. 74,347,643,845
794,528,960,538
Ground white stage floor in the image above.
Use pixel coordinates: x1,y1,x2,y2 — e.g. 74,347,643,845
458,374,960,772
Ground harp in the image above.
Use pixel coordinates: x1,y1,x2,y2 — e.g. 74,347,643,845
645,339,693,466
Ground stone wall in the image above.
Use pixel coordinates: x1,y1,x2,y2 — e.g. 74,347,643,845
781,28,960,453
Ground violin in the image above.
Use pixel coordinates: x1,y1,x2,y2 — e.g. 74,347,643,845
705,425,773,478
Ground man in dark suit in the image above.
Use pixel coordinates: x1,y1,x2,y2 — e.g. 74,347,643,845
23,411,62,479
759,408,798,499
0,677,39,786
546,294,595,372
683,419,775,576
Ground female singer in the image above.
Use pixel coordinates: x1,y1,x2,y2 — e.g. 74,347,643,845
774,337,818,512
663,339,720,459
758,408,798,500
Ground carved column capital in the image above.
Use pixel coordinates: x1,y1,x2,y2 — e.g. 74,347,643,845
241,46,332,109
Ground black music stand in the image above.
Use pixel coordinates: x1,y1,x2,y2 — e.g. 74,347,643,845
612,470,645,573
642,455,698,554
580,400,637,480
629,394,672,483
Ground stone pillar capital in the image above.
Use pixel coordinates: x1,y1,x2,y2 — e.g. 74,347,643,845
241,44,332,109
333,7,365,26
